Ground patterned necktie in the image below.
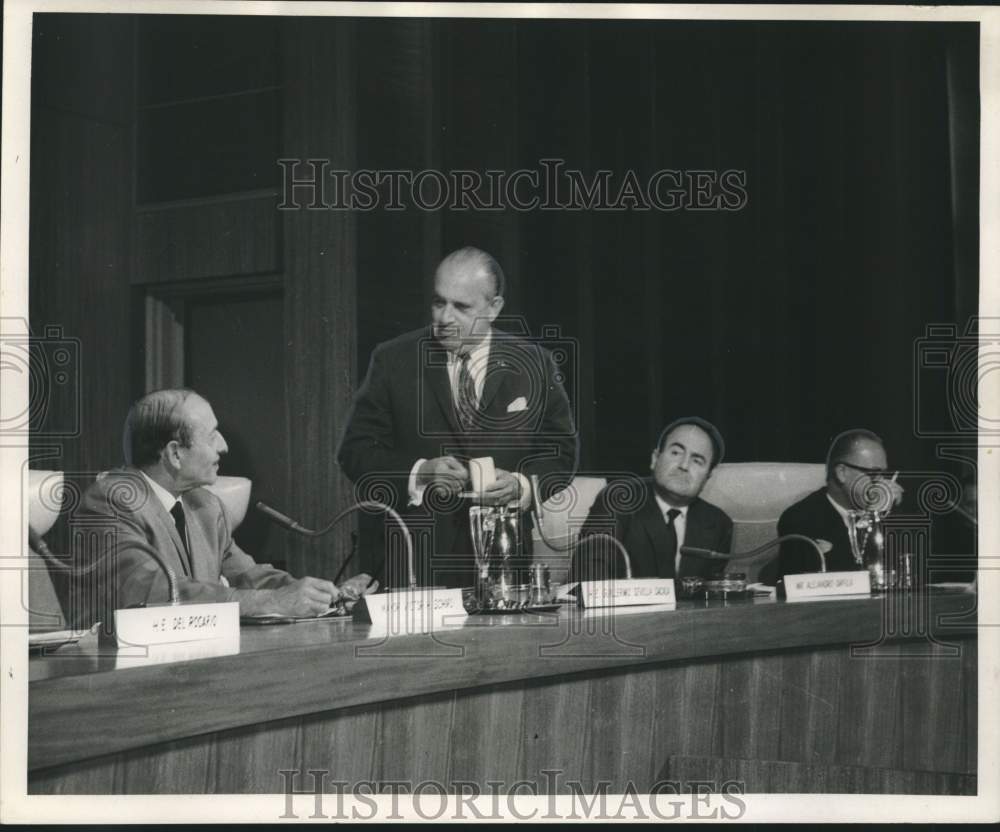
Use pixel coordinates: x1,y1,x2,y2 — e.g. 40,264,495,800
665,508,682,577
455,352,478,430
170,501,192,576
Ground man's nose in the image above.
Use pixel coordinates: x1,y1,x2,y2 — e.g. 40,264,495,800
438,305,456,324
677,455,690,471
217,434,229,454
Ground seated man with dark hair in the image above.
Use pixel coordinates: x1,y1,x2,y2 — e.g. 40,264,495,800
79,388,368,622
570,417,733,582
767,428,904,582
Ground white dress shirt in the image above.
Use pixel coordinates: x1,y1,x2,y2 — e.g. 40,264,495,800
139,470,229,586
140,470,181,515
408,331,529,510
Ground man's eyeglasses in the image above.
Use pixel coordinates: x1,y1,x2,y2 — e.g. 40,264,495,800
836,461,898,480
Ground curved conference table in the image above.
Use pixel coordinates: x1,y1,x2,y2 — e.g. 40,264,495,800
29,588,977,795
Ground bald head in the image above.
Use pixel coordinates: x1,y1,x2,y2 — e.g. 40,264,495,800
826,429,886,482
436,247,505,300
431,247,507,353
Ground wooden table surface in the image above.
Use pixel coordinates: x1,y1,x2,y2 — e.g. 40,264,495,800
29,588,977,778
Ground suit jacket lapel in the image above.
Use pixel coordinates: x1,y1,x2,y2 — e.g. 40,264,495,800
635,493,676,578
143,493,192,578
480,338,511,415
422,339,462,435
680,500,717,578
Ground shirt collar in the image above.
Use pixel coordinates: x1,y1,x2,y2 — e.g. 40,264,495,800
654,493,688,520
140,470,181,514
448,329,493,366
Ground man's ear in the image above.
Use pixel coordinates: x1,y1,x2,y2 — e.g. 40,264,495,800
487,294,505,320
649,449,658,472
163,440,183,471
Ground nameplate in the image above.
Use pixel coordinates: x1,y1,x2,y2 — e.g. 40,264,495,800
114,601,240,649
783,571,871,600
576,579,676,608
352,588,467,633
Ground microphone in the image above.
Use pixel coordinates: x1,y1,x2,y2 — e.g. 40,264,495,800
255,499,416,589
575,532,634,580
530,473,545,526
29,527,181,604
254,501,311,534
680,535,833,573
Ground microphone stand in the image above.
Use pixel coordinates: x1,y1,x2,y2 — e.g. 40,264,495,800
529,474,635,578
572,532,634,580
681,534,831,573
256,500,416,590
30,528,181,605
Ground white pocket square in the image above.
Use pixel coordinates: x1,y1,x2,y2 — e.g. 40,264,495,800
507,396,528,413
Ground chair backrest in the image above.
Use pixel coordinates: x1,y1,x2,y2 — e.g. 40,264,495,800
530,463,826,584
530,476,607,584
699,462,825,579
27,470,69,630
204,476,253,531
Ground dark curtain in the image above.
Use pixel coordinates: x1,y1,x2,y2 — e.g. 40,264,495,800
355,19,979,478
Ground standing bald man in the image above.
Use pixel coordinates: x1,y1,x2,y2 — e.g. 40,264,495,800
338,247,578,587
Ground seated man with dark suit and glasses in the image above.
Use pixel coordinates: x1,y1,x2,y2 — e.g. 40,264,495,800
765,428,904,582
570,417,733,583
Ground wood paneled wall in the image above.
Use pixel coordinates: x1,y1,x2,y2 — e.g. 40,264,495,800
281,20,358,577
29,15,135,479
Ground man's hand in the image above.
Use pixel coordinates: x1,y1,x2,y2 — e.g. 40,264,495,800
336,573,378,612
265,576,339,617
888,477,904,507
416,456,469,495
475,468,523,508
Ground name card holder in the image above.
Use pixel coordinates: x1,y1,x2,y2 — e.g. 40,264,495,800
114,601,240,651
352,588,468,634
783,571,871,600
576,579,676,609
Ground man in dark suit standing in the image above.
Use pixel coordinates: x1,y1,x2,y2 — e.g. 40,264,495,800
570,417,733,582
770,429,904,581
337,247,577,588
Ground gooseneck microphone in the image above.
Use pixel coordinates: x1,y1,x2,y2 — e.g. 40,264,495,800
575,532,634,580
29,528,181,605
255,499,417,589
680,535,833,573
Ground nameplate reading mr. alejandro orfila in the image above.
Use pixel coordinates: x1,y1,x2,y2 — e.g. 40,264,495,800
783,571,871,600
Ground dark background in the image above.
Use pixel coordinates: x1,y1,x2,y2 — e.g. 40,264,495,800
28,14,979,579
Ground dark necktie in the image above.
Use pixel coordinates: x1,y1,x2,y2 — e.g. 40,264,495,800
170,501,192,576
455,353,478,430
664,508,682,577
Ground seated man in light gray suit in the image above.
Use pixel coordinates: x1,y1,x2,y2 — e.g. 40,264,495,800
79,388,365,620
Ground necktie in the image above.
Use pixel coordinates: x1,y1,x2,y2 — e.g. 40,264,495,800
665,508,682,577
455,353,478,430
170,501,192,576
